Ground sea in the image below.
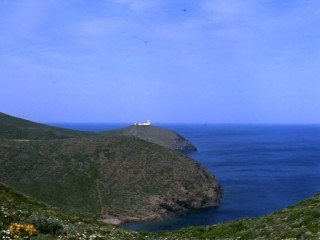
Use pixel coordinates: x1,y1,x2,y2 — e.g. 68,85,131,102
51,123,320,232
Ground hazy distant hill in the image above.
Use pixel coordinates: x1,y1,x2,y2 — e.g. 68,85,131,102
115,125,197,152
0,112,221,222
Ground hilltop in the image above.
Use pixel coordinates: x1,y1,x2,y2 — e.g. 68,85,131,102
0,112,90,140
115,125,197,152
0,182,319,239
0,112,221,223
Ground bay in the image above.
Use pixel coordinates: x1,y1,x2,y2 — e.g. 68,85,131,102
50,123,320,232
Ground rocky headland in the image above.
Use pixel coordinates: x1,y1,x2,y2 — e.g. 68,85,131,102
0,112,221,223
115,124,197,153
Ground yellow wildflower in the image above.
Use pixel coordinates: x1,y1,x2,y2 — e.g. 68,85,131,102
9,223,37,238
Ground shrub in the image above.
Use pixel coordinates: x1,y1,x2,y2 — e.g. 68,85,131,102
29,215,63,236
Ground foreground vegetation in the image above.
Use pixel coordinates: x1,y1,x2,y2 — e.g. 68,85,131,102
1,183,319,239
0,183,143,239
154,194,320,239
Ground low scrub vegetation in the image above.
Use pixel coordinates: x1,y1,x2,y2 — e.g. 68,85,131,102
0,183,143,239
154,194,320,239
0,112,221,221
1,183,319,239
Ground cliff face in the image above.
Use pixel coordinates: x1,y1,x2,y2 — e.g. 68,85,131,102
116,125,197,153
0,137,221,222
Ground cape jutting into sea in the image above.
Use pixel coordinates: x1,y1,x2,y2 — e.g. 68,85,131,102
51,123,320,232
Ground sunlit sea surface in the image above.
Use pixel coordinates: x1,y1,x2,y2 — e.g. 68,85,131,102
50,123,320,232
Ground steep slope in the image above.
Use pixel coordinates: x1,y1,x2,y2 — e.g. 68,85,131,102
1,182,319,239
0,136,221,222
154,193,320,239
0,182,141,239
115,125,197,152
0,112,89,140
0,113,221,222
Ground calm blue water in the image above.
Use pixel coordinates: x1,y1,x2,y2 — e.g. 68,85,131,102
50,123,320,232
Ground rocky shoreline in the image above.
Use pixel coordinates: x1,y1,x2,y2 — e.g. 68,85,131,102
101,167,222,225
0,112,222,225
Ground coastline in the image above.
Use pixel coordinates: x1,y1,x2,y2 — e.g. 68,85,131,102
101,218,122,225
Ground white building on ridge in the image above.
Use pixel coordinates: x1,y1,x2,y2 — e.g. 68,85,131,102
134,120,151,126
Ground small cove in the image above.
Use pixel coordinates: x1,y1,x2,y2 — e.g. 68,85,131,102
51,123,320,232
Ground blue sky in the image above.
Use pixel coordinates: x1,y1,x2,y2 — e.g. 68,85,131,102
1,0,320,123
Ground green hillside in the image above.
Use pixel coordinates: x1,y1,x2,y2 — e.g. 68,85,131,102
1,182,319,239
3,112,318,239
154,193,320,239
0,112,90,140
0,112,221,222
0,182,142,239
